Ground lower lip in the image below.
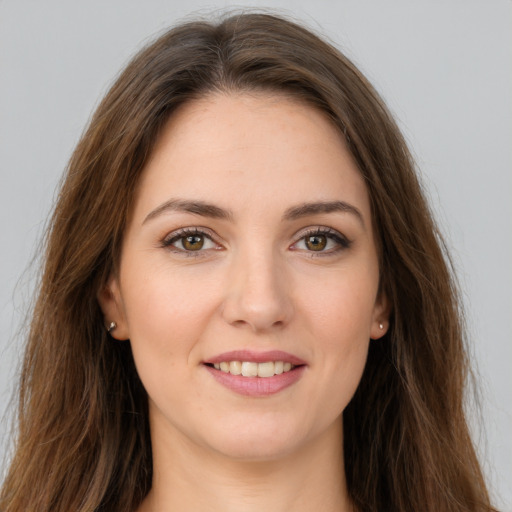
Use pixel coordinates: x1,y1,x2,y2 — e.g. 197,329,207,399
204,365,306,397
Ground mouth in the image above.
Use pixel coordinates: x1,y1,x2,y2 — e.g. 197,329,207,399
205,360,297,377
203,350,307,396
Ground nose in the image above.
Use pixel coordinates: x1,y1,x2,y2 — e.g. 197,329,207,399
221,248,294,333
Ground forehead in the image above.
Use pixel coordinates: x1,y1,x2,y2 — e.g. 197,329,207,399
132,92,370,222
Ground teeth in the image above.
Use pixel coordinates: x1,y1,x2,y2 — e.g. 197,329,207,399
257,362,274,378
229,361,242,375
241,361,258,377
211,361,295,377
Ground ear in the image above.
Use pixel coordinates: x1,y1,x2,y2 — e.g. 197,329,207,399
370,291,391,340
97,275,130,340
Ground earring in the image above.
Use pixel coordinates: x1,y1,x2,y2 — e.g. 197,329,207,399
107,321,117,333
379,323,384,330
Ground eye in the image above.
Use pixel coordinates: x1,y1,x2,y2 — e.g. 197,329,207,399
291,228,351,254
162,228,220,253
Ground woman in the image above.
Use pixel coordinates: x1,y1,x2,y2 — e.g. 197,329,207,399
0,12,497,512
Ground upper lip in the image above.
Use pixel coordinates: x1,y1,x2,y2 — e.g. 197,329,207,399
204,350,307,366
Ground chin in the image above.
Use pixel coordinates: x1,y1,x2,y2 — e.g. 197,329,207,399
213,438,301,462
200,415,317,462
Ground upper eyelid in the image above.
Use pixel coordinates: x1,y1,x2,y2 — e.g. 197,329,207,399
163,226,218,242
292,225,349,241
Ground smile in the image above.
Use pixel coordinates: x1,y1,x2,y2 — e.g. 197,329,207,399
203,350,307,397
211,361,295,377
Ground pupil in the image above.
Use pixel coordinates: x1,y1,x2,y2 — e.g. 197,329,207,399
306,235,326,251
184,235,204,250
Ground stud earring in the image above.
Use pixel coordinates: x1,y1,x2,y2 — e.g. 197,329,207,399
107,321,117,333
379,323,384,330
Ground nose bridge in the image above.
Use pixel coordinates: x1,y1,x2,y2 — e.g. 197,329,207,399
222,241,293,331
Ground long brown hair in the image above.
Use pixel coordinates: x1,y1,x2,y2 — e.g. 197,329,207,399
0,12,496,512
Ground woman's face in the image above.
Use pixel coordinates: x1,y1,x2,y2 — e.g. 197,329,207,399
100,93,388,461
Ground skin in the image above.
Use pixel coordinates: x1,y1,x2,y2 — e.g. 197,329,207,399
99,92,389,512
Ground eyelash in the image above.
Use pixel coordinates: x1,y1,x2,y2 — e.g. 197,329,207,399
160,226,351,257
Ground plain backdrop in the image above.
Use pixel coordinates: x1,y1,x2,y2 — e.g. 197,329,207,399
1,0,511,508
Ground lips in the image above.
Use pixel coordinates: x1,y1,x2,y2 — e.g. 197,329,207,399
203,350,307,397
204,350,307,366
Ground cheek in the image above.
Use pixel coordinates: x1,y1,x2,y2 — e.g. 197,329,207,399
301,264,378,342
120,263,222,378
297,265,377,408
119,267,223,426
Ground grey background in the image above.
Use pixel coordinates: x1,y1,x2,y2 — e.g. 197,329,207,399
1,0,511,508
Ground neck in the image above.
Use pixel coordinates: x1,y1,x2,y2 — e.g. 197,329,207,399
139,418,353,512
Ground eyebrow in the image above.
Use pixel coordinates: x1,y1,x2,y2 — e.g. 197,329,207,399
143,198,234,224
143,198,364,227
282,200,364,226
